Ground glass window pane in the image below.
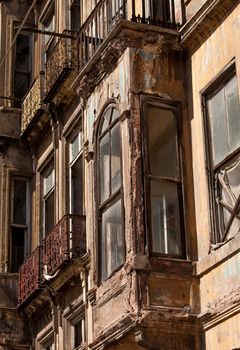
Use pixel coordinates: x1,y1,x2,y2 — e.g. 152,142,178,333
13,179,27,225
147,106,178,177
111,107,119,123
71,155,83,215
101,199,123,281
111,123,121,194
71,133,81,162
100,133,110,203
151,180,181,255
44,169,54,196
15,35,30,71
225,76,240,153
44,13,55,46
45,191,54,233
208,89,228,165
14,72,30,99
101,108,112,134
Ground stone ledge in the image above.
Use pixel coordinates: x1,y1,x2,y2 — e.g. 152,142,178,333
194,233,240,277
72,20,180,99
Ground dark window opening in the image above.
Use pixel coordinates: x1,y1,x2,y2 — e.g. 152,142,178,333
74,319,83,348
71,155,83,215
13,179,27,225
11,177,28,272
11,227,25,272
71,0,81,32
14,34,31,107
45,190,54,233
69,128,84,216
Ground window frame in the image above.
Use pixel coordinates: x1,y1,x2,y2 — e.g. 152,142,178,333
202,62,240,244
141,95,186,258
10,175,30,272
68,123,84,216
40,0,55,64
41,160,55,237
13,30,32,106
96,102,125,283
63,299,86,350
36,321,54,350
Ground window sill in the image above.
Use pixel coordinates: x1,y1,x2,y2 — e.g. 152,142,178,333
195,233,240,277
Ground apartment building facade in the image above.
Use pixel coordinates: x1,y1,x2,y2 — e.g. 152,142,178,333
0,0,239,349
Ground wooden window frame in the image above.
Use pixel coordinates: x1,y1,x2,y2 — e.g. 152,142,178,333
202,62,240,244
141,95,185,258
13,31,32,106
96,103,125,283
68,122,84,216
40,0,55,64
41,160,55,237
63,299,86,350
10,175,30,272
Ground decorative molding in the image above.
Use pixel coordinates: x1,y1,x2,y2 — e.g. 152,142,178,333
199,286,240,330
75,21,180,100
181,0,239,53
89,316,137,350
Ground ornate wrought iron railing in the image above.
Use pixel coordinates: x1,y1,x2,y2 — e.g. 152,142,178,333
18,245,43,306
43,215,86,276
77,0,177,71
21,72,45,134
44,30,77,102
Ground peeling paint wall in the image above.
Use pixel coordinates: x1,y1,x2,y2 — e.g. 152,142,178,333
190,4,240,259
189,4,240,348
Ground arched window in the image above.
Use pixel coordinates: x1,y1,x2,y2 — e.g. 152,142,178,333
98,104,124,281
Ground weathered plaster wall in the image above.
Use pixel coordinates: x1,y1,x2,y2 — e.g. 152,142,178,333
205,313,240,350
189,4,240,348
84,49,133,338
190,4,240,258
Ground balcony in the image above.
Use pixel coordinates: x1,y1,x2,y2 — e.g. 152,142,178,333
77,0,179,72
43,215,86,276
18,246,43,307
44,30,77,103
21,72,45,135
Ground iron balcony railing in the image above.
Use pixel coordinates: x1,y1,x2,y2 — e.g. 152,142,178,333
21,72,45,134
18,245,43,306
44,30,77,103
43,215,86,276
77,0,178,71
